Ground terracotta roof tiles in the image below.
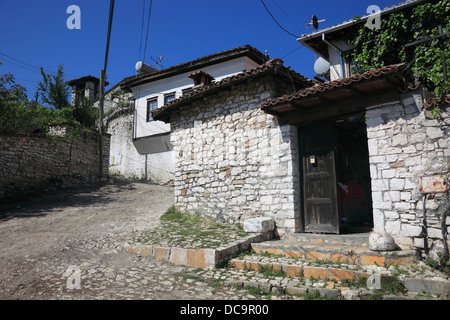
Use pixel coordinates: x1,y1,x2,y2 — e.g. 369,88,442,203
152,58,314,122
260,63,415,110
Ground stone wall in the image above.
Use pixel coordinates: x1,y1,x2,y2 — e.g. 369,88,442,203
366,90,450,259
170,76,301,237
0,126,110,199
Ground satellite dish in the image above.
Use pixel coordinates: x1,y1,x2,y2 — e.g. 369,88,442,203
314,57,330,75
306,15,326,31
312,15,319,30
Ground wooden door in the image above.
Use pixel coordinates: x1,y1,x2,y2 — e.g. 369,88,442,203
300,122,339,234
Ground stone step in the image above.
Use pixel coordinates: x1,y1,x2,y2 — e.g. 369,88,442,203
229,254,450,297
250,238,416,266
230,256,372,282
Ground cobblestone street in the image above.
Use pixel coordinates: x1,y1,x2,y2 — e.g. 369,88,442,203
1,178,448,306
0,179,260,301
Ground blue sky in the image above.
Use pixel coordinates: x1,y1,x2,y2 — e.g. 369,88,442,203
0,0,400,99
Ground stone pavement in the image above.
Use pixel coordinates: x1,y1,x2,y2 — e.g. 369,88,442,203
0,180,449,301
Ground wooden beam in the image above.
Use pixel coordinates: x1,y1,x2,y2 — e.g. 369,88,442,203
276,89,400,125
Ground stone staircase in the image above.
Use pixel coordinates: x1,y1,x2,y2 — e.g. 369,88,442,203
230,232,418,284
254,232,417,266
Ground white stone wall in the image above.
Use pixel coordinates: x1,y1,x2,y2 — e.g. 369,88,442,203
170,77,301,237
107,113,174,184
366,90,450,258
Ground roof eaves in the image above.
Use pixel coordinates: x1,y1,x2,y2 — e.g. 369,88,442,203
152,59,313,123
297,0,426,43
423,91,450,109
261,63,413,110
120,45,268,89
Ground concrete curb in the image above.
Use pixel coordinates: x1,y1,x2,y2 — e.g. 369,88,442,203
126,231,272,269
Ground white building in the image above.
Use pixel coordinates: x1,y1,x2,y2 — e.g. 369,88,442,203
103,45,268,184
297,0,425,81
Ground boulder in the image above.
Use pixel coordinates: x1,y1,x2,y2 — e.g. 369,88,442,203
369,232,396,251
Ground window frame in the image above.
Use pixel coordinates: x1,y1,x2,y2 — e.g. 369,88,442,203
146,97,158,122
182,87,193,96
164,92,176,105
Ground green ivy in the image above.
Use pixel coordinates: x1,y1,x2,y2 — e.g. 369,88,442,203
343,0,450,96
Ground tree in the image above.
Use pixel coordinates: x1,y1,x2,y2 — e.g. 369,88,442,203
343,0,449,96
0,73,55,134
36,64,71,110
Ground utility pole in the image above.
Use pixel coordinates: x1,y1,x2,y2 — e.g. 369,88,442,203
98,0,115,179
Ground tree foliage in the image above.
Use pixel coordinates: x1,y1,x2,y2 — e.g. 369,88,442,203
343,0,450,96
36,64,71,110
0,72,98,134
0,74,55,134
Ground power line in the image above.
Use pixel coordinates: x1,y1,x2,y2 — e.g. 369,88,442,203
138,0,146,62
142,0,153,64
269,0,303,34
260,0,300,39
0,51,80,78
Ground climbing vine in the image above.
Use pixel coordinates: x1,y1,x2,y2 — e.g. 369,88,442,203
343,0,450,96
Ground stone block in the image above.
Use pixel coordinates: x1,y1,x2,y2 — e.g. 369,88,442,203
139,245,153,257
154,247,170,261
329,268,356,281
186,249,206,268
285,250,305,259
361,255,385,266
243,217,274,233
307,251,331,261
303,267,329,280
402,224,422,237
404,278,450,296
282,264,302,277
169,248,186,265
426,127,443,139
286,283,308,296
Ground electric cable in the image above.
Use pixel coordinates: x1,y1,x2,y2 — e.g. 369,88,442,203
260,0,299,39
142,0,153,64
138,0,146,62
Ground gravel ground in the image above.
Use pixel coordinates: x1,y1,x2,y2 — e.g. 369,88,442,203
0,178,252,300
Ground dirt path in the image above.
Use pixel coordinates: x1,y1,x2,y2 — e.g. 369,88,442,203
0,178,178,299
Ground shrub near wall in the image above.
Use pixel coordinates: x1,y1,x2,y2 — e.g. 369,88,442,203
0,125,110,199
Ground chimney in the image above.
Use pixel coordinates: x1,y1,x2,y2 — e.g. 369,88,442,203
188,71,214,90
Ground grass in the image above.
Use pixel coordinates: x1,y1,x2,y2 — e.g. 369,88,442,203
136,205,248,249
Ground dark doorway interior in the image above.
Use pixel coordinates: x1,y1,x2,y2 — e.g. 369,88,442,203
298,115,373,235
334,115,373,234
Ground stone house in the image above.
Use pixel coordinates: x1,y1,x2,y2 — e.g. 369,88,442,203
92,45,268,184
152,56,449,259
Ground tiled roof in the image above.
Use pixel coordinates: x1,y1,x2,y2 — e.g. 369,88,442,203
297,0,425,41
120,45,269,89
66,75,109,86
423,91,450,109
260,63,415,110
152,58,314,123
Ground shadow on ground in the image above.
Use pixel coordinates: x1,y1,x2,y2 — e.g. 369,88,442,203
0,177,139,221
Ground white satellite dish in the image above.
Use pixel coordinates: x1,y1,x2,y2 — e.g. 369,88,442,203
314,57,330,75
